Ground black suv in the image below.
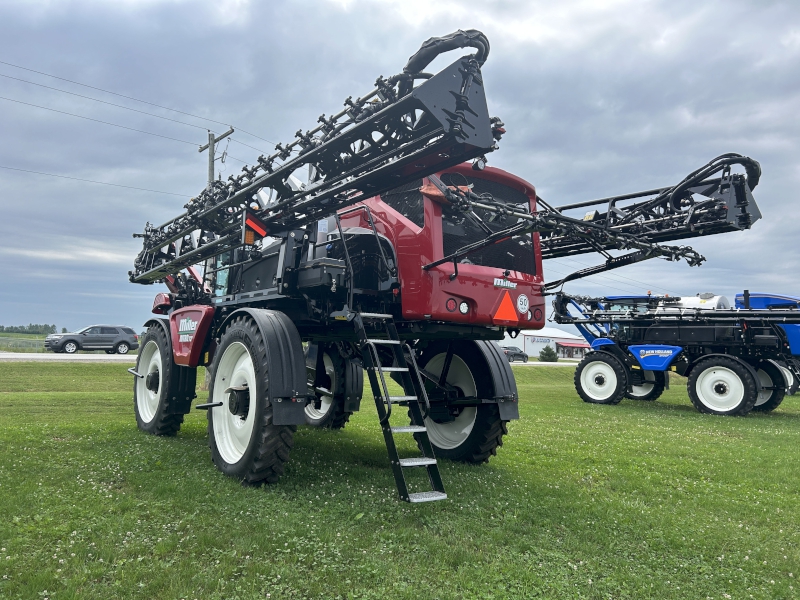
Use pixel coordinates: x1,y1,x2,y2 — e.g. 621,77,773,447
45,326,140,354
501,345,528,363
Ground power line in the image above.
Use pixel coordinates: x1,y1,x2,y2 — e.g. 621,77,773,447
548,255,679,295
0,95,198,146
0,72,212,132
0,73,273,156
229,138,270,155
0,59,277,147
0,164,190,197
544,263,644,295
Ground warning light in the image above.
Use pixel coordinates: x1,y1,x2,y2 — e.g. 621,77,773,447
446,298,457,312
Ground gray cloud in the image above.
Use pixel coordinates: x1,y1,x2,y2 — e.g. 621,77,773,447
0,0,798,330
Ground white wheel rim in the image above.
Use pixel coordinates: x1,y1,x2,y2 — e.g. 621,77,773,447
629,370,656,398
212,342,258,465
422,353,477,449
65,342,76,353
305,353,336,420
580,360,618,401
118,344,129,354
695,366,745,411
136,340,162,423
755,368,773,407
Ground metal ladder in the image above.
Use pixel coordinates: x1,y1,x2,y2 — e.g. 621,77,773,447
352,311,447,503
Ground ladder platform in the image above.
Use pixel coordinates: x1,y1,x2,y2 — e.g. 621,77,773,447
408,491,447,503
360,313,393,319
391,425,426,433
399,457,437,467
366,338,401,345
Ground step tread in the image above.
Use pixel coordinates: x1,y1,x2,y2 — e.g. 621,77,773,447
366,339,401,345
359,312,393,319
373,366,408,372
399,457,437,467
387,395,417,402
408,491,447,503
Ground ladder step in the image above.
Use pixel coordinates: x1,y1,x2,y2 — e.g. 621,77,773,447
399,457,437,467
407,491,447,503
372,366,408,372
391,425,426,433
366,339,400,345
386,395,417,402
359,312,393,319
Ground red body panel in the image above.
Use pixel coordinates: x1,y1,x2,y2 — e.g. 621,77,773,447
339,164,546,331
169,305,215,367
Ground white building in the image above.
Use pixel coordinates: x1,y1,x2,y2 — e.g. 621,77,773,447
504,327,590,360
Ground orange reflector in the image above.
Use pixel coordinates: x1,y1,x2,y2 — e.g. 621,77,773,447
244,229,255,245
492,291,518,324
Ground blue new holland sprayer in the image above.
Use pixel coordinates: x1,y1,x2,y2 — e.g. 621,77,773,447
553,291,800,415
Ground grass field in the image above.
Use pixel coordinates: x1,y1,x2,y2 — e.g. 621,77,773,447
1,363,799,599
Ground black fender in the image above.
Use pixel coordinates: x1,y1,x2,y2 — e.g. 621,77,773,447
218,308,307,425
478,341,519,420
686,353,764,394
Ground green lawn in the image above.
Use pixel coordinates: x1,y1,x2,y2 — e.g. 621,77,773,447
1,363,799,599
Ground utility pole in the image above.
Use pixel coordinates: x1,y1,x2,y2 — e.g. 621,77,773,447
198,127,234,185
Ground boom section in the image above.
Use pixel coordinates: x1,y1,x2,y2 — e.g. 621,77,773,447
130,30,501,284
420,154,762,288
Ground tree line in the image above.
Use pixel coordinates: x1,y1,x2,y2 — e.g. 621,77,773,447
0,324,59,334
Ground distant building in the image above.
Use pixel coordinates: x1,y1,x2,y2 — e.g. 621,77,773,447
504,327,590,360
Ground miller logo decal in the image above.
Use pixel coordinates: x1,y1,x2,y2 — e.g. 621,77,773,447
178,317,198,343
494,278,517,289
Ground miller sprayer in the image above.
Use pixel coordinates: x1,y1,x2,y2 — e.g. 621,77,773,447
127,30,765,503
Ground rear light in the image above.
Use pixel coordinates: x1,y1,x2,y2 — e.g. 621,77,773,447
458,301,469,315
134,335,139,341
533,308,543,321
445,298,457,312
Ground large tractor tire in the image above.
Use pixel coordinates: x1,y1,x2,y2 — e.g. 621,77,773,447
575,352,627,405
625,370,666,401
134,324,195,436
413,341,509,464
751,360,786,413
207,315,295,485
304,345,352,429
687,356,758,416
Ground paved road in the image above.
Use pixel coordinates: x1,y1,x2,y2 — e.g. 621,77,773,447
0,352,137,363
512,361,578,367
0,352,576,367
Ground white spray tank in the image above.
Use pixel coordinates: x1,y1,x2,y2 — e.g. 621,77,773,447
655,292,730,313
671,292,730,310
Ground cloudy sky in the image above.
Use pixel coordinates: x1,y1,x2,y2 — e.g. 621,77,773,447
0,0,798,332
